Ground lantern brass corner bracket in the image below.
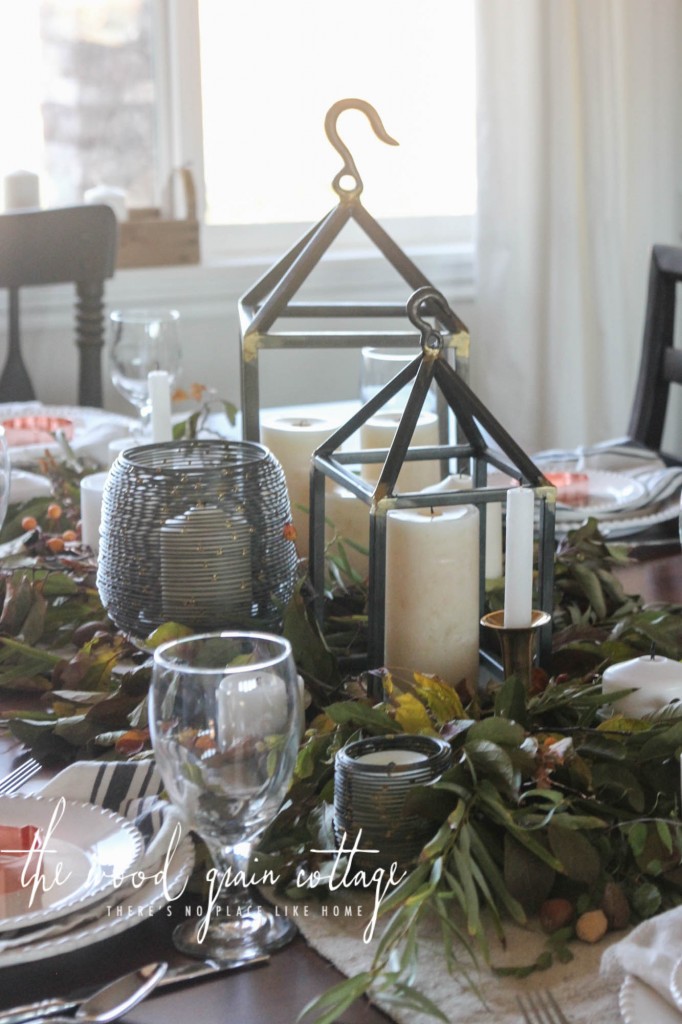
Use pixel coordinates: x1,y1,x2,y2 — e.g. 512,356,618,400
309,286,557,676
238,98,470,441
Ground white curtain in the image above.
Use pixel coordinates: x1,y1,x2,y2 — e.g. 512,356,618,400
474,0,682,453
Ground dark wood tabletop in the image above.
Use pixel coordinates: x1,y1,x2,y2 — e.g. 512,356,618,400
0,551,678,1021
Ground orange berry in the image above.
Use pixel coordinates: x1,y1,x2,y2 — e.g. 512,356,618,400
46,537,65,554
61,530,78,542
21,516,38,531
46,503,62,520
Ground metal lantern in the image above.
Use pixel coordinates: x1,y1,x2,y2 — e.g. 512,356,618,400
308,286,557,678
238,98,470,443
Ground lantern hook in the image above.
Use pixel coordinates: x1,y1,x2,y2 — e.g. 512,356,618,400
407,286,451,355
324,98,399,199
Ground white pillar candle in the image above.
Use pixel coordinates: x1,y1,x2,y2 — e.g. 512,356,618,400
148,370,173,443
360,411,440,492
503,487,534,627
260,415,337,558
385,505,480,691
602,655,682,717
84,184,127,220
80,471,109,555
421,474,504,579
325,486,370,578
4,170,40,211
355,749,429,766
160,507,252,627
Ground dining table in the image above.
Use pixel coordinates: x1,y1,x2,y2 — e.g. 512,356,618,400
0,401,680,1023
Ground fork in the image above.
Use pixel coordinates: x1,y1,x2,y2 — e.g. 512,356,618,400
517,989,571,1024
0,758,42,796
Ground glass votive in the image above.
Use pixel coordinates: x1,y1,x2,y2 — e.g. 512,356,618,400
359,347,437,412
334,734,451,869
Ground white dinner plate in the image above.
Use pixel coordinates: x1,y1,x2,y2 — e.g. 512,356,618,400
0,794,143,933
620,974,682,1023
0,403,137,461
0,833,194,966
544,470,647,517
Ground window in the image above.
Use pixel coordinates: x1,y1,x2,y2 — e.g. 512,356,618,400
0,0,477,262
0,0,159,210
197,0,476,227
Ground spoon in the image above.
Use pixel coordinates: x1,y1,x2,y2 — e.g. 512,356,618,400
0,962,168,1024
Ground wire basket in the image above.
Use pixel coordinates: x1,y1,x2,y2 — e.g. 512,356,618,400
97,440,298,640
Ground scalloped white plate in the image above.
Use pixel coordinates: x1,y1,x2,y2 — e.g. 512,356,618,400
671,957,682,1012
620,974,682,1023
0,833,194,966
0,794,143,932
0,403,137,461
546,470,647,517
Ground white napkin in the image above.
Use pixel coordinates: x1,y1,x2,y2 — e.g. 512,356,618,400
8,469,52,505
601,904,682,1009
71,422,139,466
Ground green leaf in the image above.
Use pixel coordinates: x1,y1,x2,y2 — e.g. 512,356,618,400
467,718,525,747
298,971,373,1024
465,740,516,795
548,823,601,884
631,881,662,919
325,701,401,734
379,982,448,1021
494,674,528,726
625,821,648,858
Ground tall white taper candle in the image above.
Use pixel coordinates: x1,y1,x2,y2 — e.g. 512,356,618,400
148,370,173,443
503,487,534,628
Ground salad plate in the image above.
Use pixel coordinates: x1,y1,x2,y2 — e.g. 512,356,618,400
0,794,143,932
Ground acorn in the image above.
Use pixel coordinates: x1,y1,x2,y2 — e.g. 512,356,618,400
600,882,630,931
575,909,608,943
539,897,574,934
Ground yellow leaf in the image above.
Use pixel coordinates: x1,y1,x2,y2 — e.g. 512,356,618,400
394,693,436,735
412,671,467,724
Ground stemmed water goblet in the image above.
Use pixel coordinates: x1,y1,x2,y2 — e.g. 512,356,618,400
149,631,303,963
109,308,182,431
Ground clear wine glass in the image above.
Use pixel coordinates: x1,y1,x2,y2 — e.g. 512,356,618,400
359,346,436,412
149,631,303,963
109,308,182,426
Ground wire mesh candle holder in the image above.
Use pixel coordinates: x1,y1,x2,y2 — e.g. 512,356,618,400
334,734,452,870
238,97,469,446
308,285,557,687
96,440,298,641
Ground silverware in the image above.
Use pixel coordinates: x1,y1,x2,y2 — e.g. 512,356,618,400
0,758,41,796
517,989,571,1024
0,955,268,1024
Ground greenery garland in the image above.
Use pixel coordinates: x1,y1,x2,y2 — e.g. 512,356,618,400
0,470,681,1022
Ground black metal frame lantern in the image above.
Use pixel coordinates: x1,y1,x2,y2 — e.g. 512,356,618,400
308,286,557,677
238,98,470,444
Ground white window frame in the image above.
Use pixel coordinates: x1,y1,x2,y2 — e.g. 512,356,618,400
154,0,475,297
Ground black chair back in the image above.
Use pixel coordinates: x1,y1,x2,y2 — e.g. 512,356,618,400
628,244,682,461
0,204,117,407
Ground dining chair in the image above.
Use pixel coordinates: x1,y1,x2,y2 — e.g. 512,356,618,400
0,204,118,408
627,243,682,463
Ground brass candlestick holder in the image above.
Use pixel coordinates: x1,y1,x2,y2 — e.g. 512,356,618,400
480,610,552,687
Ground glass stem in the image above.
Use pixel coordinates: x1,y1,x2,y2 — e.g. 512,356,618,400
205,840,256,910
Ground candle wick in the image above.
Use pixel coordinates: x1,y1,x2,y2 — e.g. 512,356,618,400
650,642,656,660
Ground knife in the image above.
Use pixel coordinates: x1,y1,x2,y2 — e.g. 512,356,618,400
0,955,269,1024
